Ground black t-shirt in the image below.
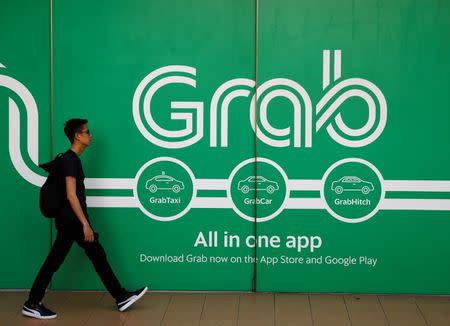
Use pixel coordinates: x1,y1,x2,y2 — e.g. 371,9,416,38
55,149,89,231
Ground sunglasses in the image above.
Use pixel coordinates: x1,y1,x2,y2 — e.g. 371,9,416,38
79,129,91,135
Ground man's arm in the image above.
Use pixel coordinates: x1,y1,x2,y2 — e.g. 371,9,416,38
66,176,94,242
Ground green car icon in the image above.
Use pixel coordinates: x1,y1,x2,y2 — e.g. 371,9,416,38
237,176,279,194
331,176,374,195
145,172,185,193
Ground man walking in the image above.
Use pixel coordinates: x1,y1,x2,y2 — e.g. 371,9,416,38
22,118,147,319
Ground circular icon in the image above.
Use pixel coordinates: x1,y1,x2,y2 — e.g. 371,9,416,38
134,157,195,221
228,158,289,222
321,158,384,223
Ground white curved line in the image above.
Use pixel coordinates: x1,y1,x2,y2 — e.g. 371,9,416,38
316,78,387,130
209,78,255,147
133,65,196,108
143,76,196,138
333,90,376,137
9,100,45,186
220,89,252,147
0,74,39,165
260,90,292,137
316,78,387,147
250,78,312,147
132,65,203,148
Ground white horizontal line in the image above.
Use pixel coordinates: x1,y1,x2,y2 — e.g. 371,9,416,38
87,196,137,207
381,199,450,210
85,196,450,212
194,179,228,190
287,180,322,191
83,177,450,194
286,198,324,209
85,178,134,189
384,180,450,192
88,196,326,210
191,197,232,208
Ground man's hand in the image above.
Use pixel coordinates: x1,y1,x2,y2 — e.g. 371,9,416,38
83,224,94,242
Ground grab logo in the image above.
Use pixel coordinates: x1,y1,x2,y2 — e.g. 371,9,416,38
133,50,387,149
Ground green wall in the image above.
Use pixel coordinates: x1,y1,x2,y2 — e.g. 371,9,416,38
1,0,449,294
0,0,51,288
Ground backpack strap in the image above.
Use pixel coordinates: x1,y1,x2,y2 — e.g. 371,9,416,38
39,153,64,172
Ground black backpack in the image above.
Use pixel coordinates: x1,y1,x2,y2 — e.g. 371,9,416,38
39,153,65,218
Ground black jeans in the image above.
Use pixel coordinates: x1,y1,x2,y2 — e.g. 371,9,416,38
28,229,125,303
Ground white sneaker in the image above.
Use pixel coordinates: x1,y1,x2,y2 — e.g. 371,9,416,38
116,286,148,312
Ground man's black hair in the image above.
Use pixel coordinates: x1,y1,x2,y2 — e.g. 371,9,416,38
64,118,88,143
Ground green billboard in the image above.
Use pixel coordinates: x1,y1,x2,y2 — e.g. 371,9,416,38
1,0,449,294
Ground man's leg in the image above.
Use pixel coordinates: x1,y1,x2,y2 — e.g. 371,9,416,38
28,231,74,303
75,235,126,301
